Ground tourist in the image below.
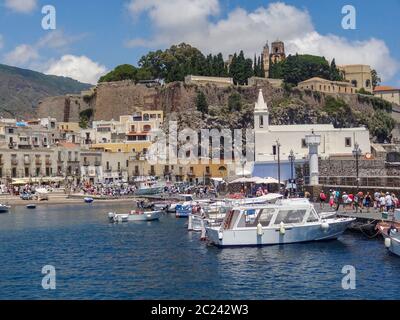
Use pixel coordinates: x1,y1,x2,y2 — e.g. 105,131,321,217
379,193,386,212
374,191,381,211
342,192,349,211
364,192,372,212
319,190,327,209
385,192,393,213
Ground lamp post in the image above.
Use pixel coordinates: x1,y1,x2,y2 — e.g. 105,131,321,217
352,142,362,191
288,149,296,197
276,140,281,192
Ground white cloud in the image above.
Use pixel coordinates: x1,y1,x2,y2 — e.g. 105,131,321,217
37,30,87,50
126,0,399,82
45,55,107,84
3,44,39,65
5,0,37,13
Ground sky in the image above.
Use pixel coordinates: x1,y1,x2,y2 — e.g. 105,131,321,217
0,0,399,85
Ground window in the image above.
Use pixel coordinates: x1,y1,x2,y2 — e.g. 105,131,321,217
257,208,276,227
272,145,277,155
301,139,307,148
345,137,352,147
366,80,371,88
259,116,264,128
274,209,307,225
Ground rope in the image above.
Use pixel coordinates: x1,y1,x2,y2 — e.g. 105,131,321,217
355,219,381,239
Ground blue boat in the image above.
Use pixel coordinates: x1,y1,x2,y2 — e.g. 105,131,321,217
84,197,94,204
175,204,192,218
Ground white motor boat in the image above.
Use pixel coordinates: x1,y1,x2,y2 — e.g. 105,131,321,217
108,210,161,223
205,198,355,247
0,204,10,213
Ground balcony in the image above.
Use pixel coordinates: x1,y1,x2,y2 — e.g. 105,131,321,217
45,159,52,166
148,170,156,176
24,158,31,165
187,171,195,177
0,159,4,166
11,159,18,166
35,159,42,166
83,161,90,166
94,161,101,167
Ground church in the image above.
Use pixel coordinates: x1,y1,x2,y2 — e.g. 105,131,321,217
252,89,371,180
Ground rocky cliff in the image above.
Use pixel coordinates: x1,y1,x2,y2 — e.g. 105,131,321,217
37,80,397,142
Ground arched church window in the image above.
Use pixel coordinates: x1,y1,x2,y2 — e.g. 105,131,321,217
351,80,358,87
366,79,371,88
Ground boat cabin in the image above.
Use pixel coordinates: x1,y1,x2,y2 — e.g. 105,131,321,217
223,201,320,230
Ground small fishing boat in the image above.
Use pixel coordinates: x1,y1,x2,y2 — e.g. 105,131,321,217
26,204,37,209
0,204,10,213
377,210,400,257
84,197,94,204
176,204,192,218
108,210,161,223
205,198,355,247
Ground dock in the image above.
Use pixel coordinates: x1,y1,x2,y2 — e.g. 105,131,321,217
336,211,393,222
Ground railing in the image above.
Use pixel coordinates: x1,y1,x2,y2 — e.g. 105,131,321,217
45,160,52,166
314,176,400,188
11,159,18,166
35,159,42,165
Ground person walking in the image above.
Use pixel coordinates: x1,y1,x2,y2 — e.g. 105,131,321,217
319,190,327,209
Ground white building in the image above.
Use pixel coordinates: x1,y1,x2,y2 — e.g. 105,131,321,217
253,89,371,180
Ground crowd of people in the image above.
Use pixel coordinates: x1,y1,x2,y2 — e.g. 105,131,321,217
318,189,400,213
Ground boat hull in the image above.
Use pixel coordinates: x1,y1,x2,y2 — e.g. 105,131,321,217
135,187,163,196
388,237,400,256
206,218,355,247
109,211,161,223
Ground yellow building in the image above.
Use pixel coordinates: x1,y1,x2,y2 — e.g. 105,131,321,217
338,64,372,93
58,122,81,132
297,77,356,94
373,86,400,105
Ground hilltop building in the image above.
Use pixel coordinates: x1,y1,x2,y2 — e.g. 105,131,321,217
373,86,400,105
262,40,286,78
297,77,356,94
338,64,373,93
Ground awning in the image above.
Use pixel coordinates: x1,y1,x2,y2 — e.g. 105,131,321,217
11,177,65,185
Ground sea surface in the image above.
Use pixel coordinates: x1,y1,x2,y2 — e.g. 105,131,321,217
0,202,399,300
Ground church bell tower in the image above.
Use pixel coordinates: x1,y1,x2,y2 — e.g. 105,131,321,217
254,89,269,131
262,42,270,78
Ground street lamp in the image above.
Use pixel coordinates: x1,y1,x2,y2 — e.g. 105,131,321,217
276,140,281,192
288,149,296,197
352,142,362,191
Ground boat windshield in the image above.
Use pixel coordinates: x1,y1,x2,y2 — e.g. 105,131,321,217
273,209,307,225
236,208,276,228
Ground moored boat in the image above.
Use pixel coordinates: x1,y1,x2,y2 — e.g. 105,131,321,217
205,198,355,247
0,204,10,213
108,210,161,223
84,197,94,204
26,204,37,209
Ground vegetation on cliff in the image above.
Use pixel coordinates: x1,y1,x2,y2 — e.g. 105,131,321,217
269,54,344,85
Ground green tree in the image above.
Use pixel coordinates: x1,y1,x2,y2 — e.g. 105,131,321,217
98,64,138,83
330,59,343,81
371,69,381,89
196,91,208,114
228,92,242,112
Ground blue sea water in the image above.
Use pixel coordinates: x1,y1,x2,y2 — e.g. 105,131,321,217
0,203,399,300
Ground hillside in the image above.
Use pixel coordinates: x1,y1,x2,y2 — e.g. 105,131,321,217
0,64,91,119
37,80,397,143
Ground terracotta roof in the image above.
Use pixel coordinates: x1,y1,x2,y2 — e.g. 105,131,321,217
374,86,400,92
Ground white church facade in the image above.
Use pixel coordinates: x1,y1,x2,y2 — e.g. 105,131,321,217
252,89,371,180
